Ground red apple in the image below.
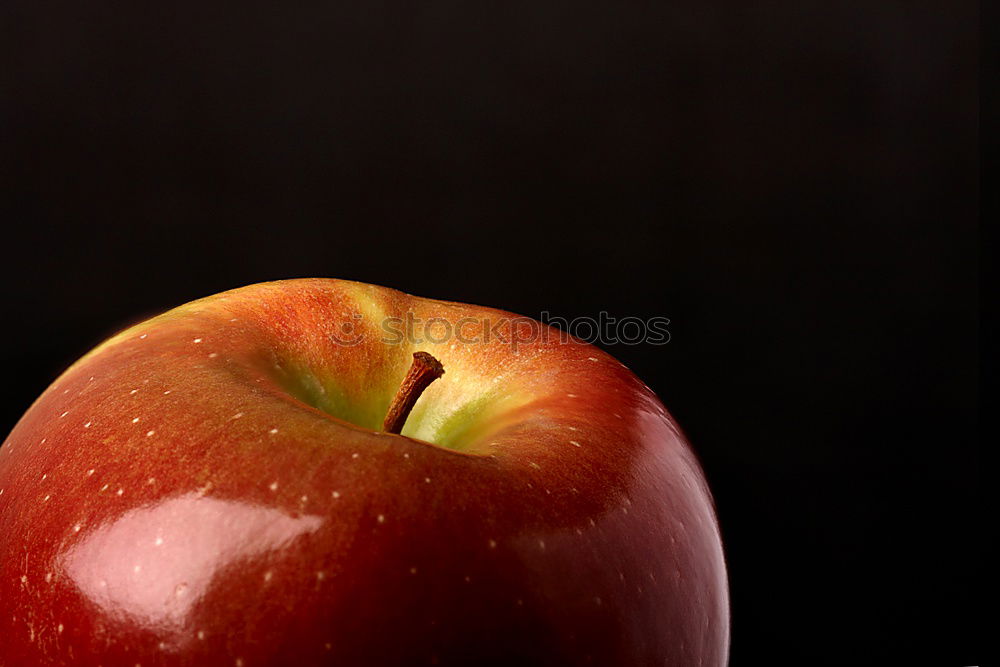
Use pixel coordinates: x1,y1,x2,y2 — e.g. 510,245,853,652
0,279,729,666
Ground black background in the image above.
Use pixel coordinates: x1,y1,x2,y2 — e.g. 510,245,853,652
1,1,980,664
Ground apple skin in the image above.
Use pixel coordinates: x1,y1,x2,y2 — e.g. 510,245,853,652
0,279,729,666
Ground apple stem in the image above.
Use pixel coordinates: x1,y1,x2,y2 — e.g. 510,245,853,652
382,351,445,434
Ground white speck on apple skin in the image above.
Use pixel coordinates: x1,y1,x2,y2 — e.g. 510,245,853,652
208,352,218,358
145,430,155,437
83,421,91,428
264,571,273,582
132,417,140,424
424,477,431,484
538,540,546,551
43,495,50,502
197,630,205,640
331,491,340,499
316,571,326,581
130,389,139,395
269,428,279,435
154,537,163,546
232,412,244,420
163,390,171,395
488,539,497,549
569,440,581,447
45,572,52,583
588,357,599,362
351,452,359,459
377,514,386,524
57,623,63,633
269,482,279,492
60,411,69,418
73,523,82,532
116,488,123,496
566,393,577,398
192,338,202,344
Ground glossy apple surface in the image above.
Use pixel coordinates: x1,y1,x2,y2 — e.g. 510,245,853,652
0,279,729,666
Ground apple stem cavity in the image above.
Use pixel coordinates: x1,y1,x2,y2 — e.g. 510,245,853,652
382,351,445,434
